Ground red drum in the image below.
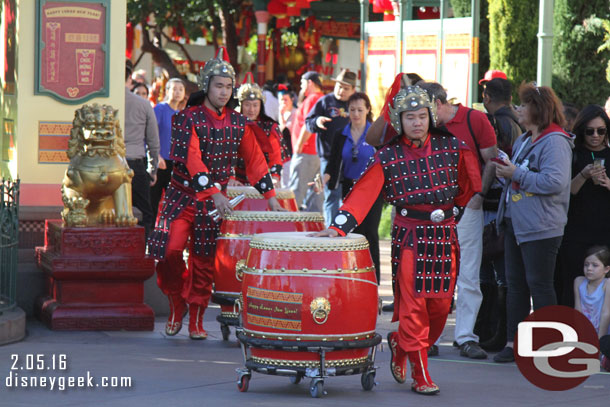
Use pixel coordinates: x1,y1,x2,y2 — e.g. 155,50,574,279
239,232,379,370
213,212,324,337
227,186,298,212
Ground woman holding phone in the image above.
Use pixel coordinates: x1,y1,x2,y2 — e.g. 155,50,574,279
492,83,573,363
555,105,610,308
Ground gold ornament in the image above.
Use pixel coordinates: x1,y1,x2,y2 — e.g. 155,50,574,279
61,104,138,227
310,297,331,325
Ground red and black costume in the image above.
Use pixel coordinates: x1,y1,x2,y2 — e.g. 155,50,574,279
148,104,275,338
234,118,286,184
330,128,480,392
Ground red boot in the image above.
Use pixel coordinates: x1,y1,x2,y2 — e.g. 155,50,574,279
165,294,187,336
407,349,439,395
387,331,407,383
188,304,208,340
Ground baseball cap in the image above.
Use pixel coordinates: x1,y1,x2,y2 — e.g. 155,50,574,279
302,71,322,87
478,69,507,85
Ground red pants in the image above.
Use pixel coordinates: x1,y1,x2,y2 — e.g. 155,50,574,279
397,249,454,352
156,204,215,306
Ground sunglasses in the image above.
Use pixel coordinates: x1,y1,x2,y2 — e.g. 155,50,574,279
584,127,607,137
351,144,359,162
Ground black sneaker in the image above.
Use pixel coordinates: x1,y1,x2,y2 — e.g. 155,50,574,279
382,302,394,312
428,344,439,357
493,346,515,363
459,341,488,359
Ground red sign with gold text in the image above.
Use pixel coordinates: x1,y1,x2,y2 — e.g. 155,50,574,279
36,1,109,103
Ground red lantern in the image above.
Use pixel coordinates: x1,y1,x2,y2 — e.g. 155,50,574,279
268,0,287,16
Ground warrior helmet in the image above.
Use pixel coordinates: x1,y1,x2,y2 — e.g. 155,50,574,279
237,72,265,104
197,47,235,94
388,85,437,134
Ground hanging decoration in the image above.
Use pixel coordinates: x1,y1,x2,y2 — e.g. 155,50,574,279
370,0,397,21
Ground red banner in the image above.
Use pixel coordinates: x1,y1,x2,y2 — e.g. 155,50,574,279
37,1,108,103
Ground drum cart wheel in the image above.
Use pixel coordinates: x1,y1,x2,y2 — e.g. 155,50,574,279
309,378,325,398
220,324,231,341
236,369,251,392
361,371,376,391
289,374,303,384
213,295,241,341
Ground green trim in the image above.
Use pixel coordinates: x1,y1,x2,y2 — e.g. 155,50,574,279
35,0,111,104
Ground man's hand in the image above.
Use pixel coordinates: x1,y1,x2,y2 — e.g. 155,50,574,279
316,116,332,130
149,173,157,187
158,156,167,170
466,193,483,210
308,173,329,194
228,178,244,187
211,192,232,220
268,196,287,211
310,228,339,238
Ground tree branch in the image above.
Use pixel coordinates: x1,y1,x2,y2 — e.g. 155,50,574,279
139,21,199,94
159,30,197,74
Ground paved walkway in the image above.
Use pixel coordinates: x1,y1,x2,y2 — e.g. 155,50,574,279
1,241,608,406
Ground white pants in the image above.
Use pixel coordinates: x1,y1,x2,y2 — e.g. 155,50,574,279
454,206,484,345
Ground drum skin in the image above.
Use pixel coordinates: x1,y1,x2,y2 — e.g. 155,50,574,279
213,213,324,318
240,232,378,367
226,186,298,211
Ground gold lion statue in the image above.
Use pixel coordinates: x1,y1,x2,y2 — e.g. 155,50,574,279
61,104,138,227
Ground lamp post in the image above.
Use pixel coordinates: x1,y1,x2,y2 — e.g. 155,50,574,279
537,0,554,87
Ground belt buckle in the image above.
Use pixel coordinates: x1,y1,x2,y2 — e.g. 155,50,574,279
430,209,445,223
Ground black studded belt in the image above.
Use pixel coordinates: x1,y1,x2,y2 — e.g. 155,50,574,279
396,207,457,223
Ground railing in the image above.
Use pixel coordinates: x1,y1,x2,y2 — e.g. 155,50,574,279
0,179,19,314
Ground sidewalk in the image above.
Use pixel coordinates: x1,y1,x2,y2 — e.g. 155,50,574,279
1,240,608,406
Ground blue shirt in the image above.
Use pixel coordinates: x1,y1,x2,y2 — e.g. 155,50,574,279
153,102,178,160
341,122,375,180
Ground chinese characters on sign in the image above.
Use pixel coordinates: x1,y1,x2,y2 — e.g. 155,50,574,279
36,1,109,103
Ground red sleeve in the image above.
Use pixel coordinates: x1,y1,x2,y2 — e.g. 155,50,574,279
329,162,384,236
240,126,276,199
266,124,284,179
454,148,482,207
472,110,497,149
185,129,220,200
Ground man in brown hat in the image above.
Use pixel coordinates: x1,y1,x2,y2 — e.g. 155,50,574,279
305,68,356,226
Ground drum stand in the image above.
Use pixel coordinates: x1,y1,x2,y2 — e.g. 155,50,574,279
211,293,239,340
235,329,382,398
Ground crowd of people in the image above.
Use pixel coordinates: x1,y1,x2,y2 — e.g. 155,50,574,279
124,51,610,394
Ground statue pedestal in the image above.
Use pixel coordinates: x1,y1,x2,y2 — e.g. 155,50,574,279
35,220,155,330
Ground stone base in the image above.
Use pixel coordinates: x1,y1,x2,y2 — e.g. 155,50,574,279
35,298,153,330
0,307,26,345
35,220,155,331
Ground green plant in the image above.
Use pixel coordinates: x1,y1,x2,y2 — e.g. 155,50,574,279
488,0,539,103
553,1,610,106
378,204,393,240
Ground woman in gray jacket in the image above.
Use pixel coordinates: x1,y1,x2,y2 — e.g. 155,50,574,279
492,83,573,363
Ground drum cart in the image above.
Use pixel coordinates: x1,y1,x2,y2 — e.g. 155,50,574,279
235,329,382,398
211,293,239,340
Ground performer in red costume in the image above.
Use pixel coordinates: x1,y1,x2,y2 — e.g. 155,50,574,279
230,73,287,186
148,49,284,340
316,85,481,394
